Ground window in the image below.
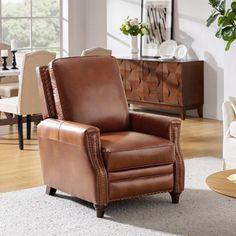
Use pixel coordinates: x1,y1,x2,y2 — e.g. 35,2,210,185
0,0,61,60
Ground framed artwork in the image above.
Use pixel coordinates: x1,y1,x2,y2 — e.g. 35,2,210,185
140,0,174,58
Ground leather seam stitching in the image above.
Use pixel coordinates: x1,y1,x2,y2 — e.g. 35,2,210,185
109,172,173,183
169,122,184,193
86,131,108,205
102,143,174,153
108,162,175,172
38,137,86,147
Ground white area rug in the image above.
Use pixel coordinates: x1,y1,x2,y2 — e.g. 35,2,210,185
0,157,235,236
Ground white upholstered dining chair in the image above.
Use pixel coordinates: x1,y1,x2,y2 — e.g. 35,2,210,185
223,99,236,169
81,47,112,56
0,50,56,150
0,43,19,98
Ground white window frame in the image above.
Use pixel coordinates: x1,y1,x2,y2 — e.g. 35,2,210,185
0,0,63,56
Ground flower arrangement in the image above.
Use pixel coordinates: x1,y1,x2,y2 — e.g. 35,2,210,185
120,17,149,36
207,0,236,50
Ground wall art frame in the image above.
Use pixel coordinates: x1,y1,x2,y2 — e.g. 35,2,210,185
140,0,174,58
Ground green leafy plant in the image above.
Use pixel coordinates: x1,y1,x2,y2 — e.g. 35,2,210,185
120,17,149,36
207,0,236,50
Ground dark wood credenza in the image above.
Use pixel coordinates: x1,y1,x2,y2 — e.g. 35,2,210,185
116,57,204,120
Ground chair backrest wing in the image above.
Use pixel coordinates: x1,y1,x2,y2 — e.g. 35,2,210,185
36,65,57,119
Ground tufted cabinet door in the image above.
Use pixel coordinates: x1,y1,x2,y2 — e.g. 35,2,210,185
142,61,163,103
116,58,203,120
125,60,144,101
163,63,183,106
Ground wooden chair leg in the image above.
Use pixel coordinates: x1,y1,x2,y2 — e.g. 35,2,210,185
169,192,181,204
94,204,106,218
26,115,31,140
197,105,203,118
17,115,23,150
46,186,57,196
181,108,186,120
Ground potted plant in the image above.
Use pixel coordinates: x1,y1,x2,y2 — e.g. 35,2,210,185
207,0,236,50
120,17,149,55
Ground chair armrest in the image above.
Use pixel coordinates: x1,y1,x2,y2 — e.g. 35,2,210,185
130,111,184,193
37,118,108,205
38,118,99,146
130,111,181,141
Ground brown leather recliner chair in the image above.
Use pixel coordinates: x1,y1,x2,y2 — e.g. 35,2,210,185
36,56,185,218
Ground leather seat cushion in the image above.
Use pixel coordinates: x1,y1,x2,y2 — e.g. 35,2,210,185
101,131,175,172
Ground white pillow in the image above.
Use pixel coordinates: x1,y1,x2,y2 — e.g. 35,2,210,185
229,96,236,114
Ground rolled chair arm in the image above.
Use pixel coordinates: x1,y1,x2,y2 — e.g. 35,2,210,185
38,118,108,205
129,111,184,193
38,118,99,145
130,111,181,140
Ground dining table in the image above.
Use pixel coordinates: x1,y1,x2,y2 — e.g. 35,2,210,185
0,67,21,125
0,68,20,77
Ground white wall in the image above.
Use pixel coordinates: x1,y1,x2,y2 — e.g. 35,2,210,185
106,0,225,120
64,0,107,55
63,0,107,56
85,0,107,49
62,0,85,56
107,0,141,56
174,0,225,119
224,45,236,100
224,0,236,100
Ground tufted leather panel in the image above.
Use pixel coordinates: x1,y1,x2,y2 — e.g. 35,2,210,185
101,131,175,172
108,164,173,182
49,56,130,132
109,173,174,201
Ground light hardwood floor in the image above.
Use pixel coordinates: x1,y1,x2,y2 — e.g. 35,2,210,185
0,118,223,193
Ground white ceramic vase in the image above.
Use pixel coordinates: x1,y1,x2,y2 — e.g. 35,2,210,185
130,36,139,56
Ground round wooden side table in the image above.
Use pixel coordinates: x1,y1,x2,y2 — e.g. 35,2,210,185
206,169,236,198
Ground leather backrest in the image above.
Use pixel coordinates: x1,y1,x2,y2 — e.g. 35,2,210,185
49,56,129,132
